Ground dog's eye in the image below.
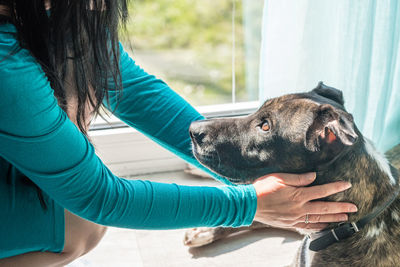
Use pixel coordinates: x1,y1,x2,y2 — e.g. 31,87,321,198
261,121,270,131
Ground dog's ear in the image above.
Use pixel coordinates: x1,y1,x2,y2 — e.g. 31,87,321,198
311,82,344,106
306,104,358,152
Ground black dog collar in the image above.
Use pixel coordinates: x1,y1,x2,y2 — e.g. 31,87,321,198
309,186,400,252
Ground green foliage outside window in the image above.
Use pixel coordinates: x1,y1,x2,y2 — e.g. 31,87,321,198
122,0,247,105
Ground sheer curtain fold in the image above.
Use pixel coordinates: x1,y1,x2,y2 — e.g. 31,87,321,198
259,0,400,152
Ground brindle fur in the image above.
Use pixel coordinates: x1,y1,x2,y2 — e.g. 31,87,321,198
386,145,400,170
188,83,400,266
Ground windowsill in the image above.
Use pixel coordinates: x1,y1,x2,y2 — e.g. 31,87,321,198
89,101,259,176
89,101,259,131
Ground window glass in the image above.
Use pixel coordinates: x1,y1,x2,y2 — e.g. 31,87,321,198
123,0,264,106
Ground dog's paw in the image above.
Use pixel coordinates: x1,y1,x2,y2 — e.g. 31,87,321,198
183,227,217,247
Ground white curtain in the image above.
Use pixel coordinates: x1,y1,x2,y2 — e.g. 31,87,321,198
259,0,400,152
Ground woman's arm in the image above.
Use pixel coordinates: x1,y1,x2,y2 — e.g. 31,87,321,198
0,28,257,229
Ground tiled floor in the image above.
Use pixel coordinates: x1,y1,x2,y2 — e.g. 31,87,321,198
67,171,303,267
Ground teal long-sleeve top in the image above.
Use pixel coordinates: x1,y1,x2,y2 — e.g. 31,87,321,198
0,23,257,229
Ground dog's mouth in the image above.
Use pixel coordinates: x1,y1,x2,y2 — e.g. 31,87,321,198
192,144,278,184
192,146,246,184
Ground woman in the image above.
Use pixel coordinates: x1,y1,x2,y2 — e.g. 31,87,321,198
0,1,357,266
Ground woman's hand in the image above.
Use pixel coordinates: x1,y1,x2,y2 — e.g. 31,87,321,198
252,172,357,231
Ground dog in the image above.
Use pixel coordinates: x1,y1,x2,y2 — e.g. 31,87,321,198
184,82,400,266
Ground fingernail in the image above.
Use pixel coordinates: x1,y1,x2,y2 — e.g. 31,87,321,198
306,172,316,181
349,205,358,212
341,214,348,221
343,182,352,190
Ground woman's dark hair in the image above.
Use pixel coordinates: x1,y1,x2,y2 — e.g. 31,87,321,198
0,0,129,209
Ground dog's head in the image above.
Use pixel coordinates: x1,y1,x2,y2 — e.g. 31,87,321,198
190,82,359,184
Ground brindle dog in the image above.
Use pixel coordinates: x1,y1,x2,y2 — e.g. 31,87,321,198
186,82,400,266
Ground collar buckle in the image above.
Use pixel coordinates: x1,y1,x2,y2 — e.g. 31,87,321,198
350,222,359,233
331,222,359,241
309,222,361,251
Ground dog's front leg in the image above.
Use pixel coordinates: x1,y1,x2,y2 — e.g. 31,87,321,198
183,221,268,247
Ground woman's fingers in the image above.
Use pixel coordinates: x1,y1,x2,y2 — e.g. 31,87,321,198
270,172,316,187
273,212,348,228
304,201,358,215
298,213,348,223
300,181,352,202
253,172,357,229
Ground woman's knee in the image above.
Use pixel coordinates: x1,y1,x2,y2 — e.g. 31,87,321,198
62,210,107,260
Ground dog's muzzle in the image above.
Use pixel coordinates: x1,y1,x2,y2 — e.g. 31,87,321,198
189,120,212,146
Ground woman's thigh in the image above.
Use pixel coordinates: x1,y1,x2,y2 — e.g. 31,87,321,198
0,160,106,260
0,162,65,259
63,210,107,257
0,210,107,267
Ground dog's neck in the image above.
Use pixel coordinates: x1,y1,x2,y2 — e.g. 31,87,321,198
316,137,399,225
308,139,400,265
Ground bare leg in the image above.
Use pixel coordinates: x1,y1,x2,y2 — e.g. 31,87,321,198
0,210,107,267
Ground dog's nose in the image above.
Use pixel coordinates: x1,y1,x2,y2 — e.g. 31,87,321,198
189,121,207,145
